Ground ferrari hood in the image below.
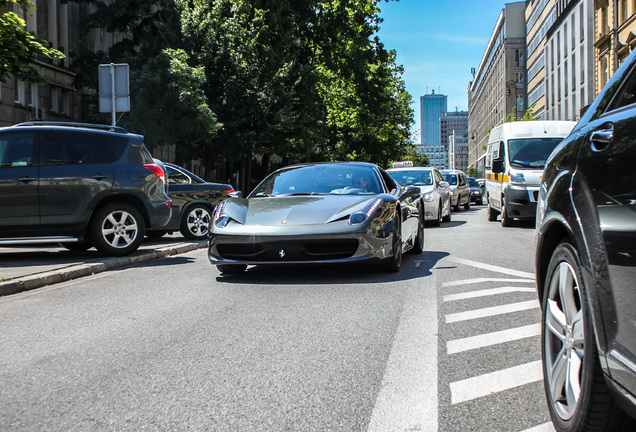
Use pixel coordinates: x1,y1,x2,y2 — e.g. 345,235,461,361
222,195,378,226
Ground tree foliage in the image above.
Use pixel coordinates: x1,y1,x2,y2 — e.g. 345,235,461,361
76,0,414,188
0,0,65,83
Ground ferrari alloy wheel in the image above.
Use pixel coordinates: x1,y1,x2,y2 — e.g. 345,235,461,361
181,204,212,240
90,202,145,256
383,213,402,272
542,242,634,432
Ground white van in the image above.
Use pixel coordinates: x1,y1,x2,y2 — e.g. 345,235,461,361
485,120,576,226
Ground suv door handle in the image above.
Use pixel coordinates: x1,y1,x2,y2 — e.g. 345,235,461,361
590,125,613,152
17,175,36,182
92,173,109,180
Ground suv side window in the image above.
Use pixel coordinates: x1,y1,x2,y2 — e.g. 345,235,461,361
43,132,106,165
0,132,35,168
606,62,636,112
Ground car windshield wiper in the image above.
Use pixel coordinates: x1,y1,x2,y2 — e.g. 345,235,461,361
511,160,532,167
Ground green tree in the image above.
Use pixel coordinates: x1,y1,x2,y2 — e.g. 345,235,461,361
0,0,65,83
505,103,540,122
75,0,220,166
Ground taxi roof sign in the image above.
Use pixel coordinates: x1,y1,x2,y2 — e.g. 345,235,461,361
392,161,414,168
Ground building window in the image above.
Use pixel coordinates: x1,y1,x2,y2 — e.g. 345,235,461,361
580,4,585,42
14,78,25,105
515,49,524,67
600,55,609,88
551,39,555,70
581,46,585,83
572,53,577,91
557,31,561,63
564,62,569,96
621,0,628,24
571,15,575,50
564,23,568,53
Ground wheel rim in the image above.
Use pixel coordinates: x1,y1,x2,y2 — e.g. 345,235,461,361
544,260,584,421
186,207,211,237
101,210,139,248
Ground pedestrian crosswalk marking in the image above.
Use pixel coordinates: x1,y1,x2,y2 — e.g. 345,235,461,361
445,299,540,323
442,277,534,287
520,422,556,432
447,323,541,354
450,360,543,404
450,257,536,279
443,286,536,302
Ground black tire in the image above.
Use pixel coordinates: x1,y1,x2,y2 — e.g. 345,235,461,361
218,264,247,274
500,198,513,227
487,200,499,221
382,213,402,272
542,242,635,432
477,199,483,206
442,200,452,222
90,202,146,257
409,209,424,254
432,201,442,227
180,204,212,240
60,240,92,252
464,196,471,210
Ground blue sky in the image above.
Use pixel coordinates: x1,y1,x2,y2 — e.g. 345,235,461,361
377,0,512,138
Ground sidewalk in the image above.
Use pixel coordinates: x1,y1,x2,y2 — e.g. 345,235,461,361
0,235,207,296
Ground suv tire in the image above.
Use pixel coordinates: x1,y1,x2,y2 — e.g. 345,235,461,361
542,242,636,432
90,202,146,256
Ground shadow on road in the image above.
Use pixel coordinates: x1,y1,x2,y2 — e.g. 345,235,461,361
215,250,450,285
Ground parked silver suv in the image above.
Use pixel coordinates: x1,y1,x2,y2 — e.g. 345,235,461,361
0,122,171,256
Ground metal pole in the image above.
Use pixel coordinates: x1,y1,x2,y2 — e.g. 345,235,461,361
110,63,116,126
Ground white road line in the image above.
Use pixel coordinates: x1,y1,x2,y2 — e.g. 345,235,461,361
450,257,536,279
450,360,543,405
367,276,438,432
520,422,556,432
447,323,541,354
443,286,536,302
442,278,535,287
445,300,539,323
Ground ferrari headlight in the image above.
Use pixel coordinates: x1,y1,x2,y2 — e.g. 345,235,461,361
509,172,526,184
214,201,232,228
349,198,383,225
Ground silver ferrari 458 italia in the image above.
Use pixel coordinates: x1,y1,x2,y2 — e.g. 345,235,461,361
208,162,424,274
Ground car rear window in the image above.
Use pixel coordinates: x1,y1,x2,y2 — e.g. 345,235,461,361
97,134,128,162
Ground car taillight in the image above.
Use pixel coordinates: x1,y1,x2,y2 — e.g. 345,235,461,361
143,163,166,184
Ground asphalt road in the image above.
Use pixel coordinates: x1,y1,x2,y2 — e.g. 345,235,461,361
0,206,554,431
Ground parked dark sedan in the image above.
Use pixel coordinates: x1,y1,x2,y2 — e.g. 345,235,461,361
535,49,636,431
147,163,235,240
208,162,424,274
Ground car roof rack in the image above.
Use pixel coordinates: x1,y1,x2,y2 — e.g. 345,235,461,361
14,122,128,134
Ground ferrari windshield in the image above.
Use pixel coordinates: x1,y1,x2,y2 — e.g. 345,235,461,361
250,164,384,197
508,138,564,169
388,169,433,186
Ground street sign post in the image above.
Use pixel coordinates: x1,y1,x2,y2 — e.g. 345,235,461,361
99,63,130,126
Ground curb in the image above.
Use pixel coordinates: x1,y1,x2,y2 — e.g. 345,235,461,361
0,241,207,297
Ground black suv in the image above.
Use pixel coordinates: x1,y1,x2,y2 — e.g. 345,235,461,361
536,50,636,430
0,122,171,256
